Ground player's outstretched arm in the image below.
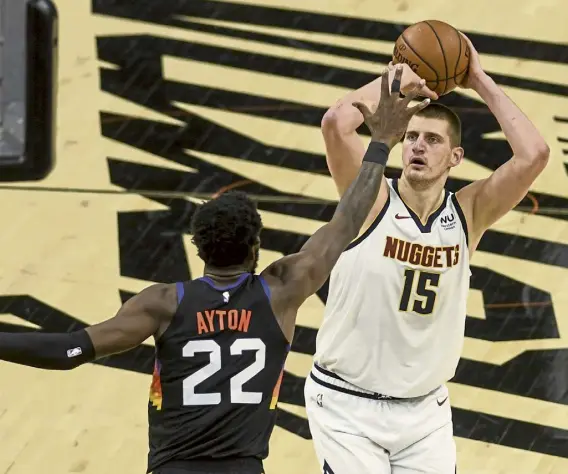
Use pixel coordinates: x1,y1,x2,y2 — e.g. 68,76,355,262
0,283,177,370
456,35,550,248
262,67,430,341
322,64,438,197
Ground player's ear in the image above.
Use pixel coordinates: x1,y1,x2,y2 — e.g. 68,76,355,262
449,147,464,168
251,237,261,257
253,235,261,251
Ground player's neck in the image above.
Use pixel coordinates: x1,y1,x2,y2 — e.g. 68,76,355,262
203,264,251,283
397,176,446,224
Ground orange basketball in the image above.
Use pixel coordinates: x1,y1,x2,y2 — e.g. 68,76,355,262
392,20,470,96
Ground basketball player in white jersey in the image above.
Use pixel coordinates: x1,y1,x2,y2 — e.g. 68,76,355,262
304,35,550,473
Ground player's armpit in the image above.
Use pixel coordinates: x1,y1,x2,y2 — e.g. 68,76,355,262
263,151,393,320
260,219,354,342
261,149,390,339
263,217,352,308
457,150,549,246
85,283,177,359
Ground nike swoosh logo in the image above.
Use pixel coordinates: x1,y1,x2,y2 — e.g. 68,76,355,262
395,213,411,219
437,396,449,406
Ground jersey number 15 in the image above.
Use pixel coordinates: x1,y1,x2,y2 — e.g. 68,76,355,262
399,269,440,315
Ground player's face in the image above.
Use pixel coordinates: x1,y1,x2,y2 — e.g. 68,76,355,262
401,116,463,185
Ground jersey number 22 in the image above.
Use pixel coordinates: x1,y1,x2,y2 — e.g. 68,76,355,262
182,338,266,406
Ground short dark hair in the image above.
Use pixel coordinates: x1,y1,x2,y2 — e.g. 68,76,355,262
415,103,462,147
190,191,262,267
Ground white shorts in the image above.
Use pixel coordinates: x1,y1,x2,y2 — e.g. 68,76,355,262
305,365,456,474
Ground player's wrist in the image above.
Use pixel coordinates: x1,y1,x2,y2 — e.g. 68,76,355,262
362,140,391,166
467,70,493,93
372,133,399,150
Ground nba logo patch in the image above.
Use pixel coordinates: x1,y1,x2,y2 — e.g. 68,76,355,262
67,347,83,358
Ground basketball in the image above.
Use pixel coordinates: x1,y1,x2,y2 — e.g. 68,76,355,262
392,20,470,96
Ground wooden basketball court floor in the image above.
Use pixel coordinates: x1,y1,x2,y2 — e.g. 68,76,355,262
0,0,567,472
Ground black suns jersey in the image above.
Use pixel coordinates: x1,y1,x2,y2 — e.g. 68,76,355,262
147,273,290,473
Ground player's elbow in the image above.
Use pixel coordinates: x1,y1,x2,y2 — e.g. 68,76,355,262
534,142,550,163
518,141,549,174
528,142,550,171
321,106,357,137
321,107,341,134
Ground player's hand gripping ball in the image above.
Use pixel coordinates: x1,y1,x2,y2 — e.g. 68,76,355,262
392,20,470,96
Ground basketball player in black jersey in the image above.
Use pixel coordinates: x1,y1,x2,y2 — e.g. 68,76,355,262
0,67,432,474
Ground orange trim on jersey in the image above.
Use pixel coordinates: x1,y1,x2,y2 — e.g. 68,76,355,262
149,359,163,410
270,345,290,409
269,369,284,410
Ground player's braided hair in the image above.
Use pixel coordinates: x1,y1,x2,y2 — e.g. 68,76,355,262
190,191,262,267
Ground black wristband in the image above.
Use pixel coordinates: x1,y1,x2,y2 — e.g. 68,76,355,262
362,141,390,166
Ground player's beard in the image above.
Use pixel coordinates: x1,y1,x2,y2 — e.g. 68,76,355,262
404,160,450,189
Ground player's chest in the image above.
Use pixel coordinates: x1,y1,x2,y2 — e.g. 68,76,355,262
389,203,459,243
348,221,464,274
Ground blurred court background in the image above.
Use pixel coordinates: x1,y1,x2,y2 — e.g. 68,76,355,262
0,0,567,473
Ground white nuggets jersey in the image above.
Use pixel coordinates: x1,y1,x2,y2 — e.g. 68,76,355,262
314,178,470,398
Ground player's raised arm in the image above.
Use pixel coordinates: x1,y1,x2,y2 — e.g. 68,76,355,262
455,35,550,248
262,67,430,334
0,283,177,370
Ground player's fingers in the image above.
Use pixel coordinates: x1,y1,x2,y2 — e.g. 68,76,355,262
406,98,431,116
404,82,438,102
407,97,432,114
420,84,439,100
459,32,475,51
380,68,391,98
391,65,403,95
352,101,373,120
402,79,426,103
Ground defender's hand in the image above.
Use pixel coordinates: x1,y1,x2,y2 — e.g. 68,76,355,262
388,62,439,100
353,65,431,149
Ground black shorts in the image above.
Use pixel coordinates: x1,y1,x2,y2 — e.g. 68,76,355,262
152,458,265,474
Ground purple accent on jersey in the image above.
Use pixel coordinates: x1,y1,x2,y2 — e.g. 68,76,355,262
258,275,271,301
175,282,185,304
198,273,250,291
